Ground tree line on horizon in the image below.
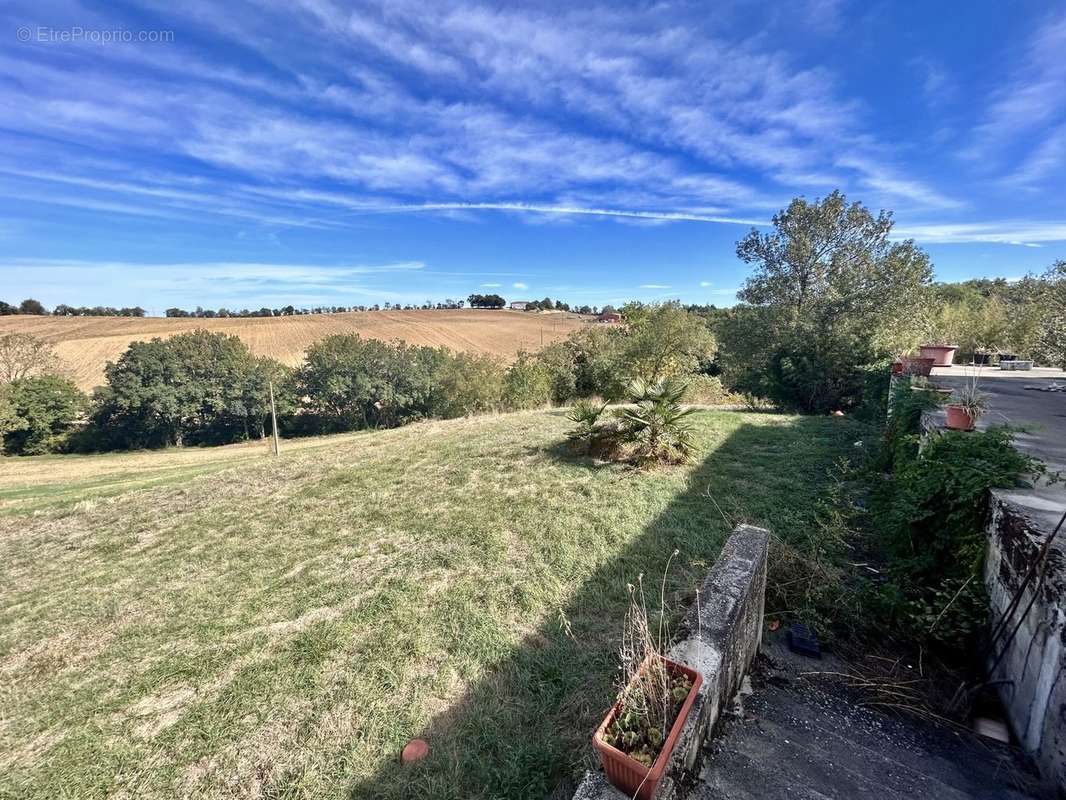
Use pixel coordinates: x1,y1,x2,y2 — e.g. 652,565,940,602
0,296,598,318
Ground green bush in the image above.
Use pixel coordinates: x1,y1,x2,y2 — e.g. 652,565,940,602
878,376,942,470
566,327,628,400
564,378,699,466
765,333,878,413
432,352,505,418
618,303,716,383
904,575,988,651
681,374,733,405
298,335,446,431
877,426,1042,585
854,361,892,422
0,374,88,455
503,351,556,409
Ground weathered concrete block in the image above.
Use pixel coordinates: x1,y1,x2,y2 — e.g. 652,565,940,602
575,524,770,800
985,490,1066,795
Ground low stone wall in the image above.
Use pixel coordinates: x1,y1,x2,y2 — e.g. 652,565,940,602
985,490,1066,794
573,524,770,800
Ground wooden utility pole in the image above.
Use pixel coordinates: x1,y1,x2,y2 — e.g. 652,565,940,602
269,381,280,456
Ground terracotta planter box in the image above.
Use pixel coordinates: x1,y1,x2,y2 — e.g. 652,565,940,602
593,657,702,800
919,344,957,367
946,405,976,431
900,356,935,377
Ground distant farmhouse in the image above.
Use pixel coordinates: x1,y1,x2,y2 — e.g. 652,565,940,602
597,311,622,323
510,301,529,311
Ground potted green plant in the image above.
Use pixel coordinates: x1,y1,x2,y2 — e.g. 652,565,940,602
592,556,702,800
946,379,987,431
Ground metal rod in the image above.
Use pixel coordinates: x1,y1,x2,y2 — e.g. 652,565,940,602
269,381,280,457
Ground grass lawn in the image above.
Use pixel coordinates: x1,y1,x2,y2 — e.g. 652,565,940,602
0,409,867,799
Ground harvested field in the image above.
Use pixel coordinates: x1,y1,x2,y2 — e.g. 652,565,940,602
0,310,590,390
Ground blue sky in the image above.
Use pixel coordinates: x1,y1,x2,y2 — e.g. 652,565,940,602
2,0,1065,313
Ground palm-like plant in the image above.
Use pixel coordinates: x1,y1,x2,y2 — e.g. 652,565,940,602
620,377,698,464
566,397,609,450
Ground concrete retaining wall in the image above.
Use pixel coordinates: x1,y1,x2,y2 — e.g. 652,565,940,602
985,490,1066,793
573,524,770,800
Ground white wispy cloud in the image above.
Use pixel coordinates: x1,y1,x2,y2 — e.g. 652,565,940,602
964,12,1066,172
699,281,712,287
893,221,1066,246
513,282,529,290
0,0,961,232
0,0,1061,267
376,202,763,225
639,283,671,289
480,282,502,287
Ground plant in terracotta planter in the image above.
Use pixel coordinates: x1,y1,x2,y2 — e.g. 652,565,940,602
946,377,987,431
593,554,702,800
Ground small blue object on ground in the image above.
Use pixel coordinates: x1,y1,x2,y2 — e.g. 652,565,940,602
787,622,822,659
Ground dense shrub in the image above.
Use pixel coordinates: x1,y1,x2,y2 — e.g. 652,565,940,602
0,374,88,455
681,374,733,405
566,326,628,400
298,335,446,431
618,303,717,383
432,352,505,418
547,304,716,403
877,376,943,470
763,332,878,413
503,352,555,409
853,361,893,422
877,427,1041,585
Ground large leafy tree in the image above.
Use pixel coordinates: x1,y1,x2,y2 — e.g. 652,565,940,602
724,192,933,411
18,298,47,315
736,191,931,332
298,334,447,430
0,375,87,455
91,331,285,448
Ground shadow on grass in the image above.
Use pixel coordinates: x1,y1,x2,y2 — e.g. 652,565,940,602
347,414,865,800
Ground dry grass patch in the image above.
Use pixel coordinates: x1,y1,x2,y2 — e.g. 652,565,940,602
0,409,868,799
